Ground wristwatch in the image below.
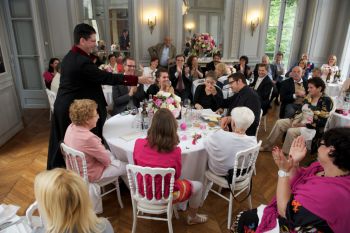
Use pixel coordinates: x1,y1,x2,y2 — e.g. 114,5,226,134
278,170,290,177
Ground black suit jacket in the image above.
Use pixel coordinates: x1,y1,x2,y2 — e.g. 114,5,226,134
234,64,251,79
169,65,193,101
47,47,137,169
221,86,261,136
253,64,278,81
250,76,273,115
112,84,145,115
279,77,308,118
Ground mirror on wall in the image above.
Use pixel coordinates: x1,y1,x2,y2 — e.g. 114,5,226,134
82,0,131,62
183,0,224,57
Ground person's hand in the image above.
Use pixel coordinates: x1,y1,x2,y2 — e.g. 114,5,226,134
216,108,224,115
177,65,182,74
272,146,294,172
195,103,203,110
139,64,144,72
296,90,306,97
210,86,217,96
288,136,307,163
184,66,190,76
220,116,230,131
138,75,154,84
128,86,137,96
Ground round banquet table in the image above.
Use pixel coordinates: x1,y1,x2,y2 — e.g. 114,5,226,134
325,83,342,97
325,111,350,131
103,113,220,182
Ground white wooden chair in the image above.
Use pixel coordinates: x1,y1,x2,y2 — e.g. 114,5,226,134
45,88,56,120
60,143,124,210
126,164,179,233
26,201,44,230
202,141,262,229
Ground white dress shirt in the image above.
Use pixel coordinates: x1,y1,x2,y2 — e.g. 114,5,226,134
254,76,265,90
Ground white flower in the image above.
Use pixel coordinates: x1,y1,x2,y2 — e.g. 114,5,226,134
168,104,175,111
174,95,181,103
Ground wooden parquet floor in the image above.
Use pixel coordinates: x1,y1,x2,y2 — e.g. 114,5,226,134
0,106,284,233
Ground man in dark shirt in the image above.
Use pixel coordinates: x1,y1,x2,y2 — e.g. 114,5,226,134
47,23,151,169
220,73,261,136
205,53,221,72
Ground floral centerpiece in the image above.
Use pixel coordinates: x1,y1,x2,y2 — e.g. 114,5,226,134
191,33,217,57
147,91,181,118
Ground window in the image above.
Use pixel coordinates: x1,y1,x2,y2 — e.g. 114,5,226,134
265,0,297,67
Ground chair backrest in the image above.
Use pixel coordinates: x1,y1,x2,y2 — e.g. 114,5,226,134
126,164,175,205
268,86,274,101
255,110,263,138
230,140,262,184
60,142,89,182
26,201,44,229
45,88,56,112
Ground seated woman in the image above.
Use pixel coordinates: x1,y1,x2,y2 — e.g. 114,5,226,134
215,62,229,87
204,107,257,176
133,108,208,225
142,57,159,92
43,58,60,89
260,78,333,154
103,54,118,73
234,129,350,232
64,99,126,182
34,168,114,233
321,54,339,83
194,71,223,111
233,55,251,80
146,67,174,97
187,55,203,80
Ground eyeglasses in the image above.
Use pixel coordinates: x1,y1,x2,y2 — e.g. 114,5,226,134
228,80,237,85
126,65,136,68
176,59,184,62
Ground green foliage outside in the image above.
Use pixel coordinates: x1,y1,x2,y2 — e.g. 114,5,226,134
265,0,297,67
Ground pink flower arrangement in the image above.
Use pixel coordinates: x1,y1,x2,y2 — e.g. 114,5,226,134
147,91,181,117
191,33,218,57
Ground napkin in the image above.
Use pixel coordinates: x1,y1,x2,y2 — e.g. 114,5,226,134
119,131,144,141
0,204,20,226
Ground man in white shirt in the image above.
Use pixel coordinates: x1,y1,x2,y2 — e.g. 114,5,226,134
249,64,273,115
204,107,257,176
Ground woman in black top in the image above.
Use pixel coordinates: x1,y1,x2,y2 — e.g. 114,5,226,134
194,71,223,111
234,55,251,79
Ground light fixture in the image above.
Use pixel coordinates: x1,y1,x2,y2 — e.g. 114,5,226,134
182,0,190,15
147,16,157,34
248,12,260,36
185,22,194,35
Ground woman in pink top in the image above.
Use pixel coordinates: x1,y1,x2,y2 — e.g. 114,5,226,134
64,99,126,182
42,58,60,89
133,108,208,225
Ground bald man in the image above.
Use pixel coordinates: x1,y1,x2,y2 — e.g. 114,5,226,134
148,36,177,68
279,66,308,118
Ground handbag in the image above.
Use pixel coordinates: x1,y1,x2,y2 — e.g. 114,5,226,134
224,167,253,202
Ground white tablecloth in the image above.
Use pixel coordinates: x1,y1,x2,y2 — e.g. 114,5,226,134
102,85,113,106
325,83,342,97
103,114,220,182
325,111,350,131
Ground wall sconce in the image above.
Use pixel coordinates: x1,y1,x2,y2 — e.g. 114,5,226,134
248,12,260,36
147,16,157,34
185,22,194,35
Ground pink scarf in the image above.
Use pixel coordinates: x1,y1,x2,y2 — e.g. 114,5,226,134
257,162,350,232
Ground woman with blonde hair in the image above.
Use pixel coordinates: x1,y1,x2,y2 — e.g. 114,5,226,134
34,168,113,233
320,54,339,83
133,108,208,225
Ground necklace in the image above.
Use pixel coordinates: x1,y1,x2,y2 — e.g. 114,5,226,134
320,171,350,177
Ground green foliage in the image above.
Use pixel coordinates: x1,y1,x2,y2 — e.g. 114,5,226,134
265,0,297,65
